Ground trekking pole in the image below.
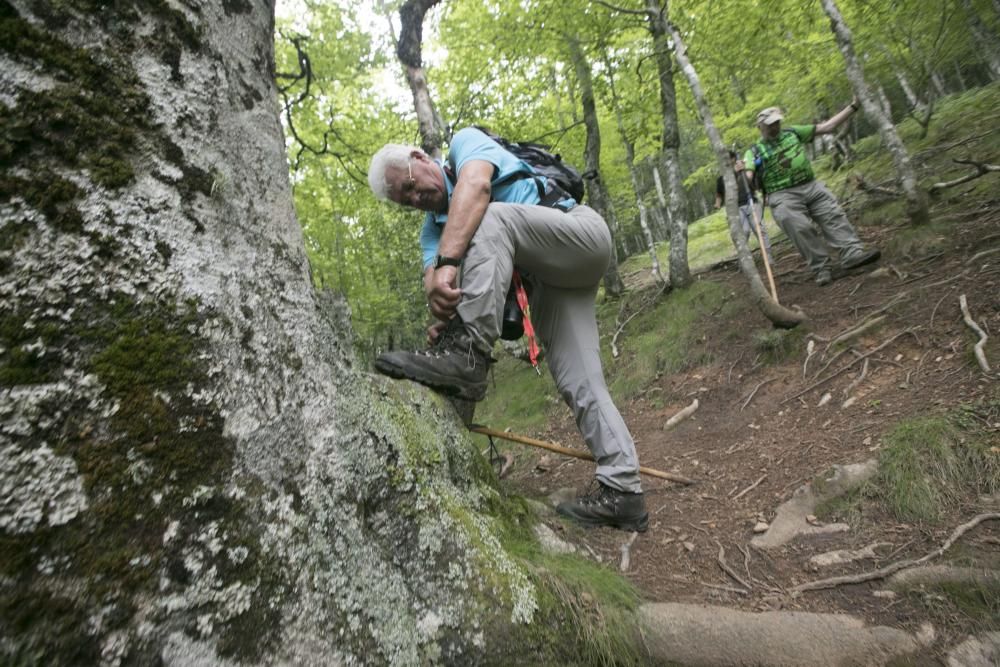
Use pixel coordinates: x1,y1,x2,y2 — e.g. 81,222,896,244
469,425,696,485
740,170,780,303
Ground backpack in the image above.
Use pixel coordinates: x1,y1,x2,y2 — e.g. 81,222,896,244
749,128,799,194
458,126,587,204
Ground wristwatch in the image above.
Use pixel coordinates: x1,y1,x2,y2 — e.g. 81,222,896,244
435,255,462,269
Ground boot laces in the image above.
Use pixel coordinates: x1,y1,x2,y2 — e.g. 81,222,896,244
580,479,616,508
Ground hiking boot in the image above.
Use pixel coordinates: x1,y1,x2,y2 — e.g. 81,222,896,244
815,269,833,286
556,480,649,533
374,319,491,401
841,248,881,271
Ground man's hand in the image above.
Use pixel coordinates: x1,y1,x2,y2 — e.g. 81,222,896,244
426,265,462,320
733,159,745,172
427,319,449,346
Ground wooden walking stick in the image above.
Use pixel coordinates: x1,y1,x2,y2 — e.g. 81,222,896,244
469,425,696,485
740,170,780,303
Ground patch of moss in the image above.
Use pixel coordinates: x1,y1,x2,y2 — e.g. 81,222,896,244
0,309,65,384
479,493,647,666
0,297,284,664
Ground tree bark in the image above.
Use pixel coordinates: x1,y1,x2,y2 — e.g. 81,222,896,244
645,0,691,288
961,0,1000,81
821,0,930,226
567,36,625,297
0,1,570,662
667,21,806,328
398,0,447,156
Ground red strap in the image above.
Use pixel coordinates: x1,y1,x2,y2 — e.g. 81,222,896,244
511,271,540,372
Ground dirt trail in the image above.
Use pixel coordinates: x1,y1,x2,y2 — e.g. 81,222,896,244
499,205,1000,660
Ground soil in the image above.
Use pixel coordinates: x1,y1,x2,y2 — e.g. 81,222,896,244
495,200,1000,661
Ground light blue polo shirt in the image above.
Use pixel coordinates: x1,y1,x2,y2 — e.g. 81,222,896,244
419,127,570,270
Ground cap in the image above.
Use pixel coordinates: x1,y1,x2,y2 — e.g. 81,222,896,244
756,106,784,125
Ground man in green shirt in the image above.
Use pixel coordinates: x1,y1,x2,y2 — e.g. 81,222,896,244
743,103,880,285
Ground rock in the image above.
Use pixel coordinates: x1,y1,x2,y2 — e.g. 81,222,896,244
873,590,896,599
808,543,888,569
682,541,695,552
751,460,876,549
947,632,1000,667
639,602,922,666
753,522,770,534
535,455,553,472
533,523,577,555
548,487,578,507
817,392,832,407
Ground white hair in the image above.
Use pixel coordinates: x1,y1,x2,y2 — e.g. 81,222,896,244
368,143,423,201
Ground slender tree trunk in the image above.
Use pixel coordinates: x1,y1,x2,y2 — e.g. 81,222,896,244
821,0,930,226
646,0,691,288
567,36,624,296
2,0,552,662
930,69,948,97
961,0,1000,81
398,0,447,156
667,21,806,328
953,61,967,91
605,67,664,284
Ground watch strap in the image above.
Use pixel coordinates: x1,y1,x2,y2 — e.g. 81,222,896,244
435,255,462,269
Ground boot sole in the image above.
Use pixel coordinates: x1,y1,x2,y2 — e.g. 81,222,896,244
557,509,650,533
374,357,487,402
840,249,881,271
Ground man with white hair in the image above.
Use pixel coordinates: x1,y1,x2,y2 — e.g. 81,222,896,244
743,102,880,285
367,127,648,532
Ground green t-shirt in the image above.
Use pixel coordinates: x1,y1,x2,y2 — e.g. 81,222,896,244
744,125,816,194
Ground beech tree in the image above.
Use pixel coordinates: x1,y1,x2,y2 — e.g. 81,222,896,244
821,0,931,226
0,1,621,663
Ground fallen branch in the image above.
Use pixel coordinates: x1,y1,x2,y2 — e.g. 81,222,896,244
664,398,699,430
740,378,775,411
842,358,870,399
802,339,817,378
731,474,767,501
781,330,917,405
791,513,1000,594
620,531,639,572
929,158,1000,195
959,294,992,375
611,309,642,359
716,542,752,592
470,425,696,485
966,246,1000,266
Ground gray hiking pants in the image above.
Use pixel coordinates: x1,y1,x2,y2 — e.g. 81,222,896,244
768,180,864,274
456,203,642,493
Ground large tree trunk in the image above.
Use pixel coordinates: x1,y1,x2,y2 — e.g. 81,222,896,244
961,0,1000,81
398,0,448,156
567,36,625,297
667,21,806,328
821,0,930,226
645,0,691,288
0,2,587,663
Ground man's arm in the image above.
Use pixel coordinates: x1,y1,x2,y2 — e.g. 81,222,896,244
426,159,494,320
815,97,860,135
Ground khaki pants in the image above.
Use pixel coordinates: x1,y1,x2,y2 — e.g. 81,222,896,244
768,180,864,274
456,203,642,493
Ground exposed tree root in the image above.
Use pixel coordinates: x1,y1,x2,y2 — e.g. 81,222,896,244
716,542,752,593
781,330,918,405
929,158,1000,195
959,294,993,375
791,513,1000,595
664,398,699,430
